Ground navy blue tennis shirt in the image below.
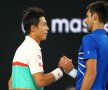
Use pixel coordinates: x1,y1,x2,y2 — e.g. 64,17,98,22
76,29,108,90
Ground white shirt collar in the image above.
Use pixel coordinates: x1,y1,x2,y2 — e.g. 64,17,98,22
25,35,41,50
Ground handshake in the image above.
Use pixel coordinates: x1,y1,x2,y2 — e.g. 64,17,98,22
58,56,74,73
51,55,77,81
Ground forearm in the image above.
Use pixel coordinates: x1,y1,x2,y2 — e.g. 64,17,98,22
42,68,63,86
80,71,96,90
33,68,63,87
42,73,55,86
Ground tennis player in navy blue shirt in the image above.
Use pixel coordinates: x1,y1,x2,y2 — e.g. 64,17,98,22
58,1,108,90
76,1,108,90
77,29,108,90
57,1,108,90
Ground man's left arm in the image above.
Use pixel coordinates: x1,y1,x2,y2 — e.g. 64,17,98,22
8,76,12,90
80,59,97,90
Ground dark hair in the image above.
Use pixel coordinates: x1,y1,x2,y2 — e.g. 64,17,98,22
22,7,45,35
86,1,108,24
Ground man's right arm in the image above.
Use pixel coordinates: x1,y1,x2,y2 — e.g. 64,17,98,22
32,57,73,88
32,70,60,88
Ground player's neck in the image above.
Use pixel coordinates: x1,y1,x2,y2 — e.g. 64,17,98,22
28,34,41,45
92,23,104,32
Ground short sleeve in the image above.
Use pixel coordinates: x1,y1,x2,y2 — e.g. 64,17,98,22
28,49,44,74
82,35,97,60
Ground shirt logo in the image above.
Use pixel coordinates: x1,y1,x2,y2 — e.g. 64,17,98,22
39,63,43,67
58,73,60,77
38,55,42,59
87,51,90,54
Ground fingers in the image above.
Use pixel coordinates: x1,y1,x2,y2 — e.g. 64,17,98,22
58,56,74,73
63,55,72,61
59,56,72,67
58,57,67,67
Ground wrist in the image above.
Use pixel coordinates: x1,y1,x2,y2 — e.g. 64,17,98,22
59,67,64,73
67,68,77,78
51,68,63,81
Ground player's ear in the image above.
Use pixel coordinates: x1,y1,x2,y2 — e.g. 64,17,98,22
92,13,98,21
30,25,37,32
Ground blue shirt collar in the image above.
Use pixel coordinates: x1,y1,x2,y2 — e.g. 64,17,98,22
92,29,107,35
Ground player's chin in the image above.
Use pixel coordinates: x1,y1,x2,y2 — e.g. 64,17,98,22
42,36,47,40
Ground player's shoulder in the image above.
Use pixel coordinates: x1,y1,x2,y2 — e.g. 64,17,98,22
82,33,96,42
15,38,41,57
83,34,92,40
15,41,31,54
